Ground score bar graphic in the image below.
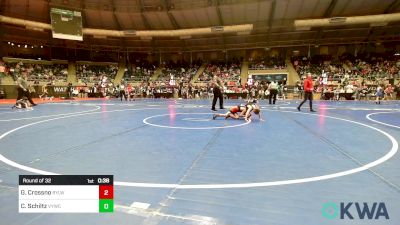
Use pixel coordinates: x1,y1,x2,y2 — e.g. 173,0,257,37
19,175,113,213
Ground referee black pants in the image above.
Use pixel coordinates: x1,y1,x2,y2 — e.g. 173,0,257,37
16,87,35,105
269,89,278,104
120,90,127,101
298,91,313,110
212,87,223,109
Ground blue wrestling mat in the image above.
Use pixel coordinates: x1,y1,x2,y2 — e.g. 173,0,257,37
0,99,399,225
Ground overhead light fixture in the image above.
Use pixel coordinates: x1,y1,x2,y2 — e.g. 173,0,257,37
11,43,14,46
8,42,10,44
295,26,311,31
370,22,388,27
93,35,107,39
18,44,20,47
0,14,253,38
237,31,250,35
211,26,224,32
328,17,347,24
24,45,28,48
123,30,136,36
26,26,45,32
295,13,400,28
40,45,43,48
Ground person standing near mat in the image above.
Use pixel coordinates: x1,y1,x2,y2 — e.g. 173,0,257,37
297,73,315,112
211,75,224,111
16,71,37,106
39,83,48,100
375,85,384,104
119,79,127,101
268,80,278,104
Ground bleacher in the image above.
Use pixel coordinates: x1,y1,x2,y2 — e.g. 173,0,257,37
196,61,241,83
248,56,286,70
4,59,68,84
76,62,118,84
123,61,156,82
157,61,200,84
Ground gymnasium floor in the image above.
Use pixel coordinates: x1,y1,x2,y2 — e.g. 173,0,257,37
0,98,399,225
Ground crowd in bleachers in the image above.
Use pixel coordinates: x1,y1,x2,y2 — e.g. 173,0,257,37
4,61,68,84
123,60,156,82
1,53,399,101
109,80,287,100
156,60,201,85
248,56,286,70
0,59,5,77
197,60,241,82
293,54,400,83
292,53,400,100
76,63,118,84
318,82,400,101
292,55,345,80
343,54,400,81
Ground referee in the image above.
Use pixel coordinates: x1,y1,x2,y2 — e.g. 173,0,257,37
16,71,37,106
211,75,224,111
297,73,316,112
268,80,278,104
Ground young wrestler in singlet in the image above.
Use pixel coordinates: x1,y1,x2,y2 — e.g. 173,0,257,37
243,102,262,122
213,100,263,121
213,104,248,120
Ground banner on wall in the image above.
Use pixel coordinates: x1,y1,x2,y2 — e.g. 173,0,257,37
251,74,287,82
53,86,67,93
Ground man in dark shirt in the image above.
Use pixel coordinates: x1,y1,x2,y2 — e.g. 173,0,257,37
211,76,224,111
16,71,36,106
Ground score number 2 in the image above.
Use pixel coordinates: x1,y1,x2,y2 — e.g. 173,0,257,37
99,185,113,199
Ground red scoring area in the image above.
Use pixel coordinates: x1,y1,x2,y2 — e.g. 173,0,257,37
99,185,114,199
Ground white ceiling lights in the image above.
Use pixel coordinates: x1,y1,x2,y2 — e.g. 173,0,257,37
0,15,253,39
294,13,400,28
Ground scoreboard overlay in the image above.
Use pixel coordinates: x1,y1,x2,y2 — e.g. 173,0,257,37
19,175,113,213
